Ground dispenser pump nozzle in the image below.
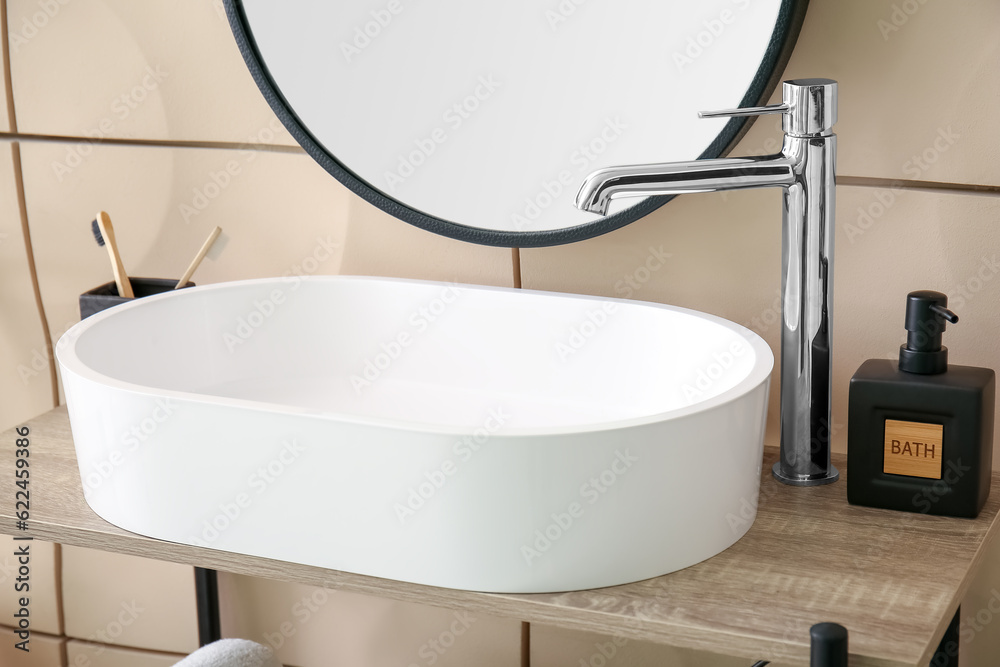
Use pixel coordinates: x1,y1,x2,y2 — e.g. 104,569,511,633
898,290,958,374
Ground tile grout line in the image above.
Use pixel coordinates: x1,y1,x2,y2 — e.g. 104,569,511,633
0,131,306,154
1,136,997,199
64,637,187,660
837,175,1000,197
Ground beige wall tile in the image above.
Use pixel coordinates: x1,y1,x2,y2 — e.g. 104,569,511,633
531,624,757,667
18,142,352,358
62,545,198,654
0,141,54,431
0,535,60,635
7,0,294,145
0,626,64,665
67,640,184,667
219,572,520,667
732,0,1000,187
339,196,515,286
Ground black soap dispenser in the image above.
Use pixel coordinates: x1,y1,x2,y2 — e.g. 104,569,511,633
847,291,995,518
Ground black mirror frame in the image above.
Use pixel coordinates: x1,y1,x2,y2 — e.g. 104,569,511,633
225,0,808,248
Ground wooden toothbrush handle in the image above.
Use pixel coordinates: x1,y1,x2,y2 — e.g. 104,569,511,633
175,226,222,289
96,211,134,298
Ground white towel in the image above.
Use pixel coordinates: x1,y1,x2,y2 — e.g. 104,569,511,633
172,639,282,667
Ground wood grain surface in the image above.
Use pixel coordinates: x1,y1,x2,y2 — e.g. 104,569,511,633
2,407,998,666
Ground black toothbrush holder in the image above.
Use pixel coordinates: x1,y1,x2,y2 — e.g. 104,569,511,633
79,277,195,320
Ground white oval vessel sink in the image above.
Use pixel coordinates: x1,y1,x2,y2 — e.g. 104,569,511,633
57,276,772,593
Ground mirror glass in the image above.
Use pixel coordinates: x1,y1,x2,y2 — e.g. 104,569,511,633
227,1,805,246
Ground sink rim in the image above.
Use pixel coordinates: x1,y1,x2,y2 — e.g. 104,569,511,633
56,275,774,438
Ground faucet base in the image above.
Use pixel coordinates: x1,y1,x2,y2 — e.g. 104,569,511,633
771,462,840,487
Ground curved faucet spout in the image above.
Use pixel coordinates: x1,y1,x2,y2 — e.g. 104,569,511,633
574,155,795,215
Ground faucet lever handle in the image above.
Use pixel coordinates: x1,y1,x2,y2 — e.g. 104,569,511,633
698,103,789,119
701,79,838,135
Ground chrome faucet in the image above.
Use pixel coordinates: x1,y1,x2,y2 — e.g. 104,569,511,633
576,78,839,486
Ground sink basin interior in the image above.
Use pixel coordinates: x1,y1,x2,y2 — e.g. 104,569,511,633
70,277,766,431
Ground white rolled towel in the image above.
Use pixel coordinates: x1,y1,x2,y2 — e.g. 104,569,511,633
172,639,282,667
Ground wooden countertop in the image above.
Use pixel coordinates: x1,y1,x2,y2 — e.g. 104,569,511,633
3,407,999,666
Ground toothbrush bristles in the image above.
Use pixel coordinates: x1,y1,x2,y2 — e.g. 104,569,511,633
91,219,106,247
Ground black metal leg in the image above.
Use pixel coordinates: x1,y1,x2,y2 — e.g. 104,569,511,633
809,623,848,667
930,607,961,667
195,567,222,646
761,613,959,667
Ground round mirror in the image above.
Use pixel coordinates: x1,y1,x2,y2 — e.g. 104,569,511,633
226,1,806,247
